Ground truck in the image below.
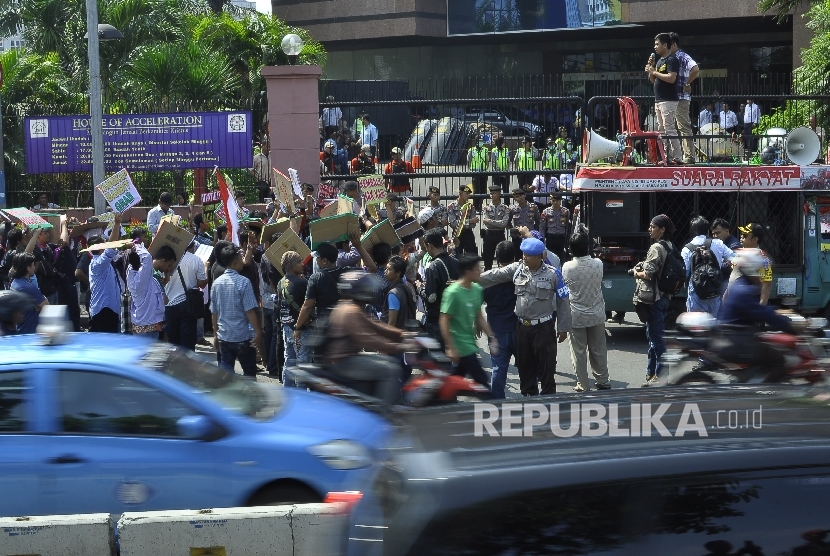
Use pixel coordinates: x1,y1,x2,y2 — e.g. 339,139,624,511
573,164,830,320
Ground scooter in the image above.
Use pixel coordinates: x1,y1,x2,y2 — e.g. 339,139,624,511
291,337,492,413
663,312,829,385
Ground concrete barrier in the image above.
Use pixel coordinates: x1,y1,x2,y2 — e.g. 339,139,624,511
117,503,348,556
0,513,115,556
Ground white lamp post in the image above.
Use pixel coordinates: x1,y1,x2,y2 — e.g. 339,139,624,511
280,33,303,65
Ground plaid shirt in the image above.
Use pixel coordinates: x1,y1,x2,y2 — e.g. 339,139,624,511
675,50,697,101
209,268,259,342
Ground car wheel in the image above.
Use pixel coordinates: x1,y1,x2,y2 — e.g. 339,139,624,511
248,483,323,506
674,370,717,386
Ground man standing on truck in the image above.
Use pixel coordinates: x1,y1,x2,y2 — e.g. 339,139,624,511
645,32,682,165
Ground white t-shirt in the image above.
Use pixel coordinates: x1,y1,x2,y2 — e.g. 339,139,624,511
165,251,207,306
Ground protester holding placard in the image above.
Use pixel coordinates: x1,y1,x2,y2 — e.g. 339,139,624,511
29,227,59,304
147,192,174,235
165,240,208,350
89,213,127,333
127,243,176,338
10,252,49,334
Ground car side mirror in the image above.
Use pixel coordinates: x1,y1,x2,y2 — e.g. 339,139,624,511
177,415,215,440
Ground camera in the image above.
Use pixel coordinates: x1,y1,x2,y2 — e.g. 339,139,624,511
627,268,635,276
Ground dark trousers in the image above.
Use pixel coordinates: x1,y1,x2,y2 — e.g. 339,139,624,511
58,283,81,332
515,318,558,396
511,234,523,261
255,180,270,202
546,234,567,263
424,321,445,350
219,339,258,376
482,230,506,271
743,123,757,152
165,302,197,351
493,174,510,193
89,307,119,333
452,353,491,388
518,173,533,190
472,174,488,209
456,228,478,257
262,307,283,375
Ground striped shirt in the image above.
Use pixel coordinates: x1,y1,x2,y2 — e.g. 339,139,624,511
209,268,259,343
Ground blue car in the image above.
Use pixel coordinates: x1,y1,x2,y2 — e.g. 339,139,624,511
0,333,392,517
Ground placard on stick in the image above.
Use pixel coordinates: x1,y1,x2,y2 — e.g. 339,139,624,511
360,219,400,253
357,174,387,206
96,169,141,212
273,168,296,215
263,228,311,272
147,220,195,265
309,213,359,250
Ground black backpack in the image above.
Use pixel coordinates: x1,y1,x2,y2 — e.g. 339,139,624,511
655,240,686,296
685,239,723,300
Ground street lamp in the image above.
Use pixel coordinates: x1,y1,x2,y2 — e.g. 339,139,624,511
280,34,303,65
85,2,123,214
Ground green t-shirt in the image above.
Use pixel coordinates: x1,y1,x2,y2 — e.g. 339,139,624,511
440,282,483,357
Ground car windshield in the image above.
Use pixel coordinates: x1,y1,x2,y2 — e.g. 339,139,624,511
139,344,283,421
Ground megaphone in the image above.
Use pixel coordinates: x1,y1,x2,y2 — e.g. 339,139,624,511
785,126,821,165
584,128,620,164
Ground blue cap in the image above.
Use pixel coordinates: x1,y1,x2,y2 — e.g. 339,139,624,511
520,238,545,256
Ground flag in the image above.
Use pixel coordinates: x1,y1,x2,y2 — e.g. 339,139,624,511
216,168,240,246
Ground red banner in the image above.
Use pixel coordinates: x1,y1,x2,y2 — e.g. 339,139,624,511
574,165,805,192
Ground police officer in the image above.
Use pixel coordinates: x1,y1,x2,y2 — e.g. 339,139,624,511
490,136,511,193
540,193,570,262
514,136,536,192
508,188,540,260
479,237,572,396
542,136,563,172
467,138,489,210
448,184,479,257
482,184,509,271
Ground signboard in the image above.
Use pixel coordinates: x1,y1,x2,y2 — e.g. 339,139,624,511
96,169,141,212
147,221,195,264
201,191,222,225
263,228,311,272
0,207,51,228
357,174,387,206
273,168,296,215
309,213,360,249
25,112,253,173
319,196,353,219
573,165,804,192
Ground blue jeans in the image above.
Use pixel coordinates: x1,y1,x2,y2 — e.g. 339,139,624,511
489,330,516,399
687,290,721,317
219,339,258,376
262,307,282,375
283,324,311,386
646,296,669,378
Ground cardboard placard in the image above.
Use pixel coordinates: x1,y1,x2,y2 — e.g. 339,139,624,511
260,218,296,244
319,201,338,219
37,213,64,242
160,213,183,227
394,217,422,241
320,196,353,218
309,213,360,249
360,219,400,252
69,220,108,238
80,239,134,253
91,211,126,238
147,221,195,264
193,243,213,263
358,174,387,206
273,168,296,215
96,169,142,212
263,228,311,272
201,191,222,225
1,208,51,228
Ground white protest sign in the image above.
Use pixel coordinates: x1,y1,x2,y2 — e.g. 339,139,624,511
288,168,303,197
273,168,296,215
96,169,142,212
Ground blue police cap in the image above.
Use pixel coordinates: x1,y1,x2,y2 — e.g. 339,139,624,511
520,238,545,256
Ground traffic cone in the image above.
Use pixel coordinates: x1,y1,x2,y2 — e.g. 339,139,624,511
411,143,422,169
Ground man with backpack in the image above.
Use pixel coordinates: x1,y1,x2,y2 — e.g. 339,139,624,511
419,228,460,348
681,216,735,316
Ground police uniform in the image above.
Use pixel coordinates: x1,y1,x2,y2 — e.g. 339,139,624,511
468,145,489,208
491,146,511,193
540,203,570,262
448,191,478,257
479,238,573,396
508,199,540,260
482,184,510,271
515,145,536,189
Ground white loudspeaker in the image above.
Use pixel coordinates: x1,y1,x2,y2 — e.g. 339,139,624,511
584,128,620,164
785,126,821,165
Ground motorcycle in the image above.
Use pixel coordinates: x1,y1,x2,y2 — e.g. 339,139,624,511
662,312,829,385
291,336,492,414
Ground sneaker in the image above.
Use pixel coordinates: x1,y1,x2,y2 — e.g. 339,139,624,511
641,375,658,387
596,383,612,390
196,338,211,347
573,383,585,393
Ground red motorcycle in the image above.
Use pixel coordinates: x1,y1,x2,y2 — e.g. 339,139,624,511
663,312,828,385
291,337,492,413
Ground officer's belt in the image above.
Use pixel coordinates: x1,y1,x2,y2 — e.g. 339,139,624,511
520,314,554,327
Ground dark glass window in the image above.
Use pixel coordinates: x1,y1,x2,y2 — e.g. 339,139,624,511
407,470,830,555
448,0,621,36
0,371,27,432
59,370,195,437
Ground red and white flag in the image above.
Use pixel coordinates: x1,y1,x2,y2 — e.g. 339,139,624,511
216,168,240,246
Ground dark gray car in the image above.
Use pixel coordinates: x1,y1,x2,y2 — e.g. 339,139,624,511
461,106,543,139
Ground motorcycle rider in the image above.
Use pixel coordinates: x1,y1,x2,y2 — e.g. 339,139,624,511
323,271,417,404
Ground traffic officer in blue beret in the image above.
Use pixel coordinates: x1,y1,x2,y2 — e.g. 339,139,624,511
478,237,572,396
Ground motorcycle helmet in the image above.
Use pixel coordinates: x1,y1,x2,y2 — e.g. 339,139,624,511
676,311,717,335
337,270,383,304
760,145,777,165
731,248,765,277
0,290,36,325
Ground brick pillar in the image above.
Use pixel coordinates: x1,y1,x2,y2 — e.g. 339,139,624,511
261,65,323,193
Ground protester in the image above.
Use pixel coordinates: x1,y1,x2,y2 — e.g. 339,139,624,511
53,220,81,331
562,227,610,392
260,233,283,378
210,243,263,376
384,255,417,381
165,239,208,350
483,241,519,399
88,215,126,333
30,227,59,304
419,228,460,347
127,243,175,339
646,33,681,164
681,216,734,315
631,214,675,387
0,290,36,336
192,214,213,246
146,192,174,235
10,252,48,334
279,250,310,385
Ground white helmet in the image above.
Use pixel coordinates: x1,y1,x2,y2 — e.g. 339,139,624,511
731,248,765,277
676,312,717,334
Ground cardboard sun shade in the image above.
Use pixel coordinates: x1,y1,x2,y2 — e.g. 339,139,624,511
37,213,64,242
1,208,52,229
309,213,359,250
360,219,400,253
263,228,311,272
80,239,134,253
160,213,184,227
260,217,300,244
319,196,353,219
147,220,195,264
68,220,109,238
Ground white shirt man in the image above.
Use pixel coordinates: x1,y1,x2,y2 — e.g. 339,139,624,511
744,101,761,127
361,121,378,149
699,108,715,128
720,109,738,131
532,175,559,196
165,249,207,307
322,106,342,129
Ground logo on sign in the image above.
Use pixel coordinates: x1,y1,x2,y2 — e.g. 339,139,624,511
227,114,246,133
29,119,49,138
605,200,623,208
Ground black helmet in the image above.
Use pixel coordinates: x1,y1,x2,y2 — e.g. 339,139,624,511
337,270,383,304
0,290,36,323
760,145,777,165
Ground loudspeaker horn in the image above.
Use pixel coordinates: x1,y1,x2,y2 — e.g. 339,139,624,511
785,126,821,165
584,128,620,164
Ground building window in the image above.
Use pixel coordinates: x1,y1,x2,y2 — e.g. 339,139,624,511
750,45,793,75
448,0,621,36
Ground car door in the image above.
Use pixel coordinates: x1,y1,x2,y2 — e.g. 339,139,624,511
41,367,231,515
0,368,44,517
